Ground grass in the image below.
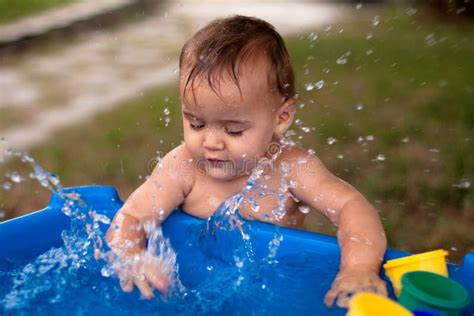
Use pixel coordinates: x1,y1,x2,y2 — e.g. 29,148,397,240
0,0,75,23
289,6,474,261
1,5,473,262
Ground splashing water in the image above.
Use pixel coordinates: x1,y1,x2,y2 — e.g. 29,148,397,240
0,135,346,314
0,148,180,312
336,51,351,65
198,135,295,266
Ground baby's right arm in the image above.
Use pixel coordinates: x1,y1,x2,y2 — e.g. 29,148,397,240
105,145,193,297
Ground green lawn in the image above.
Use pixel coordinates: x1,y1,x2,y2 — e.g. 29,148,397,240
0,5,473,261
0,0,74,23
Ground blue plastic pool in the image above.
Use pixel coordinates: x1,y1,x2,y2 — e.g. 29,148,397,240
1,185,473,315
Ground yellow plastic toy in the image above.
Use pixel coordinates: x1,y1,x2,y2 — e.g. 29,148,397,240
383,249,448,296
347,292,412,316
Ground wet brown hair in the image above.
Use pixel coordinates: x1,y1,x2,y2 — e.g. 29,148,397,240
179,15,295,103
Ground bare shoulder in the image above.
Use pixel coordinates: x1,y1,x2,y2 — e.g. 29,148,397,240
278,144,309,160
276,144,335,189
152,144,195,196
277,145,325,170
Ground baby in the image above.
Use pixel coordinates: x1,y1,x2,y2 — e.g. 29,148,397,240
106,15,387,308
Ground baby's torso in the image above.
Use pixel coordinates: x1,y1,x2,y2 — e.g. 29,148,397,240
179,158,305,228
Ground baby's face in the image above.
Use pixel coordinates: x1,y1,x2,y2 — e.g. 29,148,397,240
180,58,282,182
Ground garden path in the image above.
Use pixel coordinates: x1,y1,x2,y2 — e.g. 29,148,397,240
0,0,348,154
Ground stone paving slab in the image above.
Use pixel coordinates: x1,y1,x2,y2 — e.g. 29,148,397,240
0,0,348,154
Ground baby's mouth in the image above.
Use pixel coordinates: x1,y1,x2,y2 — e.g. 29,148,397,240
206,158,228,167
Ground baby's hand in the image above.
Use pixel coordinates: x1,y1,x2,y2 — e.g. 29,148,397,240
324,267,387,308
113,251,172,299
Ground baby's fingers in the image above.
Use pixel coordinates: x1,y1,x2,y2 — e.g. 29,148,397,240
324,286,339,307
372,278,388,296
324,278,354,308
145,271,169,294
335,290,353,308
325,288,354,308
120,277,134,292
134,276,155,299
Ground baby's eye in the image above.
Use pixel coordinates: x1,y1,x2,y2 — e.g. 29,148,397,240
225,128,244,137
190,122,204,130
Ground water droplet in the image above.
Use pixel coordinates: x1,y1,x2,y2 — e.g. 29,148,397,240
372,15,380,27
299,205,311,214
366,33,373,40
326,137,338,145
337,154,344,159
336,56,347,65
163,108,170,115
453,179,471,189
307,32,318,42
124,239,135,249
365,135,375,141
401,137,410,143
91,211,111,225
248,197,260,212
375,154,386,161
100,267,112,277
326,208,336,215
425,33,437,46
206,265,214,271
356,3,363,10
304,82,315,91
314,194,322,202
308,149,316,155
245,180,254,190
9,171,22,183
301,126,311,133
456,6,466,14
366,49,374,55
315,80,325,90
406,7,417,16
356,103,364,110
2,181,12,190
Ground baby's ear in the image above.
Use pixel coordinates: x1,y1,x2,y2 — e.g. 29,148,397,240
274,98,296,137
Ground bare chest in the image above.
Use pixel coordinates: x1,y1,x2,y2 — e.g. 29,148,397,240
180,173,304,228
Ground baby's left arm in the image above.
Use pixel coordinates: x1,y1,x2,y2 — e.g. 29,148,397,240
287,148,387,308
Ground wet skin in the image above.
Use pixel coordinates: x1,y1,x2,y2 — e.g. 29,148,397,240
106,56,387,307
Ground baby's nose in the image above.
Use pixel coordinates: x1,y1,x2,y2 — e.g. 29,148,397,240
203,131,225,151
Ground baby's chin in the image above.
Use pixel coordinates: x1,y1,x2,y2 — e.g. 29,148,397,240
203,165,250,182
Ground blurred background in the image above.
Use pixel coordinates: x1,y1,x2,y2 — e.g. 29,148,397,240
0,0,472,262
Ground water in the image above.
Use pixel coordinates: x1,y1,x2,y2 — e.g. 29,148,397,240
0,140,345,315
0,204,342,315
0,245,339,315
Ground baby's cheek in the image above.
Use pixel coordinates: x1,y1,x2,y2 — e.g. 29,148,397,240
183,135,200,154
